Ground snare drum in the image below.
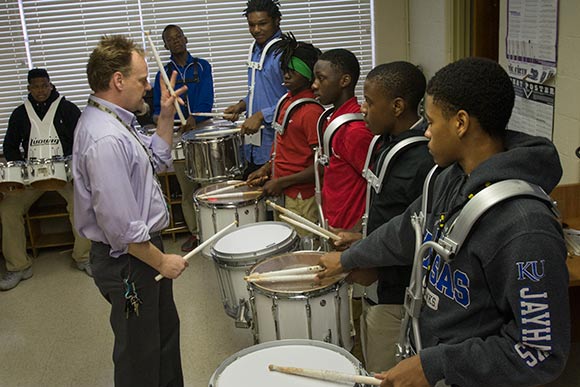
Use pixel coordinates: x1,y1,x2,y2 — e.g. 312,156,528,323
182,123,245,182
28,156,69,190
0,161,28,192
211,222,300,322
249,251,353,350
194,181,266,246
209,339,368,387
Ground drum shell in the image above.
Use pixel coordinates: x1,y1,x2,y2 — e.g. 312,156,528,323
208,339,368,387
210,222,300,319
0,161,28,192
194,181,267,250
182,128,245,183
249,251,353,350
28,157,69,190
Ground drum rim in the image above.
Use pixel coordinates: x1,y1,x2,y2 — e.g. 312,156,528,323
208,339,366,386
182,127,240,141
5,161,27,167
193,180,261,207
194,195,260,208
211,222,299,264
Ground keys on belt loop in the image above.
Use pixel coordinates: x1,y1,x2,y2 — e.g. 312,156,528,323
123,278,143,319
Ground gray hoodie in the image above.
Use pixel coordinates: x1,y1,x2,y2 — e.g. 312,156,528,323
342,130,570,386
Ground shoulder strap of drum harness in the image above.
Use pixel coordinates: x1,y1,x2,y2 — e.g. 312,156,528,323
395,166,559,362
314,109,364,231
272,95,321,136
270,94,322,178
246,38,282,117
166,58,200,86
361,123,429,237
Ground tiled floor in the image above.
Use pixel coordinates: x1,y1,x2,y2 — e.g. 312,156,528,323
0,236,253,386
0,235,578,386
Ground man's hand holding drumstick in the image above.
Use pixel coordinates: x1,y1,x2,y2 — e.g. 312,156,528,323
156,70,188,146
316,251,346,281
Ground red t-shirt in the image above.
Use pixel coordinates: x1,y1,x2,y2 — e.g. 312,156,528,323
272,89,324,199
321,97,373,230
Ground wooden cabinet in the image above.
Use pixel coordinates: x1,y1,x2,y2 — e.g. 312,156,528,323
157,171,189,240
25,191,74,258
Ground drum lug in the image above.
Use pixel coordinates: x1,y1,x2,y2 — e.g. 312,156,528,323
235,298,251,329
323,329,332,343
335,285,343,348
305,299,312,340
271,296,280,340
249,291,260,344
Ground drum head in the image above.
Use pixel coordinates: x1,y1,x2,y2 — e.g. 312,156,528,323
195,181,262,207
250,251,345,294
212,222,296,261
182,121,238,141
209,339,362,387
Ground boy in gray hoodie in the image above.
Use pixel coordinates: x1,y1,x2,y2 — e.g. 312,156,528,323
318,57,570,387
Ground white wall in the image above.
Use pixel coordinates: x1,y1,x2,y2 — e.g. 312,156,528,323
407,0,449,80
373,0,409,65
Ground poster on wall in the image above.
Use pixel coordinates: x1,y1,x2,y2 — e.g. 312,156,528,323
506,0,558,81
508,77,555,139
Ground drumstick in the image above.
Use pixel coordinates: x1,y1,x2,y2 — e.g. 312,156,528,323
268,364,382,386
191,112,235,119
144,31,187,126
246,265,323,279
267,200,341,241
198,177,268,199
197,182,246,199
194,128,242,137
154,220,237,281
279,215,331,241
203,190,263,200
245,273,318,283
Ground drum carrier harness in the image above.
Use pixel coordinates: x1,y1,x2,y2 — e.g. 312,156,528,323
245,38,282,146
361,118,428,238
270,93,321,178
164,59,200,116
359,119,428,304
314,109,364,232
396,165,559,361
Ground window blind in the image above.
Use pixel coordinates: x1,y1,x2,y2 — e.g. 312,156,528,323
0,0,372,150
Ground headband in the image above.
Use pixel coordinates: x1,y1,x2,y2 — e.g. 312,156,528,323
289,56,313,81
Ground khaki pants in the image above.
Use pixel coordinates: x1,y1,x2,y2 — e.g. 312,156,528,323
274,195,319,237
173,162,199,234
360,298,404,374
0,182,90,271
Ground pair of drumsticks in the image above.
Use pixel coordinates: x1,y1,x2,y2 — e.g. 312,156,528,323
244,265,324,284
196,176,268,200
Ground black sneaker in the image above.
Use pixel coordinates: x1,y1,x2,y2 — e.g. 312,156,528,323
181,235,199,252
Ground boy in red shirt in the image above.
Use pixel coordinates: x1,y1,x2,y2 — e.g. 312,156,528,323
312,49,374,230
248,33,324,230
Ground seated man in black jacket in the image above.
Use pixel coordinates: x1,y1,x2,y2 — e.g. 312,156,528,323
0,68,91,291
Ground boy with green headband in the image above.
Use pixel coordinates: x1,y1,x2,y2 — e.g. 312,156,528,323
248,33,324,232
